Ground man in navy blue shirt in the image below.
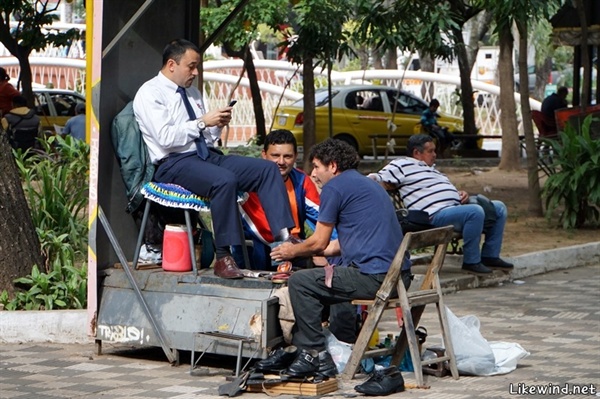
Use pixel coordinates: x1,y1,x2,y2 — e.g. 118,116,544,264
268,139,409,378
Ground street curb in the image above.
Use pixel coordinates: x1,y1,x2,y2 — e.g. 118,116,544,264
0,309,91,344
0,241,598,344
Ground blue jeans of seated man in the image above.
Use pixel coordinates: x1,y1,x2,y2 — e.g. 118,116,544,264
430,201,507,264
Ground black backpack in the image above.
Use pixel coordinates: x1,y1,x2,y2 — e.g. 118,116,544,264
5,113,40,152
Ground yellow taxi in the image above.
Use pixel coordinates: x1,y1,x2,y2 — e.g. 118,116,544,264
33,88,85,133
273,84,472,157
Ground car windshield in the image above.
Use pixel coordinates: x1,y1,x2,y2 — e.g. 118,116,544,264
292,89,338,107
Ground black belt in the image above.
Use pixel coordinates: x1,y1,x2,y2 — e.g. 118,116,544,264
155,157,168,166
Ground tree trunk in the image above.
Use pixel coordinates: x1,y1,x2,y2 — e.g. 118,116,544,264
419,52,435,100
534,57,553,101
574,0,590,109
497,25,520,170
384,48,397,70
357,45,369,70
516,20,543,216
17,54,35,108
0,134,44,296
243,47,267,145
452,26,477,136
372,46,384,70
302,58,316,172
465,10,492,70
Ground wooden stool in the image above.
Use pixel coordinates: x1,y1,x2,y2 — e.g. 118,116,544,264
341,226,459,388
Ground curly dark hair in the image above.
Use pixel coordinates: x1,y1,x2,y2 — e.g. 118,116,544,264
309,138,360,171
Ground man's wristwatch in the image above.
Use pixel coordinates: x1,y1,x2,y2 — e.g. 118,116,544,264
197,118,206,130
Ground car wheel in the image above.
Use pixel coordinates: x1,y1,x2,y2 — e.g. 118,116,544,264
334,134,358,151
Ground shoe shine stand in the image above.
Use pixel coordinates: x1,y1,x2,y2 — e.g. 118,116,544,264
95,193,282,370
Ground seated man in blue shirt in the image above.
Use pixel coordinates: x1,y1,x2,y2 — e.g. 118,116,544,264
263,138,410,378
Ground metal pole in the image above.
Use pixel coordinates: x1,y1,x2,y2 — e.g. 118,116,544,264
98,206,177,363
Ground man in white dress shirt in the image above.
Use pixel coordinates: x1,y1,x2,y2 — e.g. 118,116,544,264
133,39,294,279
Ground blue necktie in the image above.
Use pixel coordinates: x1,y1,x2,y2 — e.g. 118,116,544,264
176,86,209,160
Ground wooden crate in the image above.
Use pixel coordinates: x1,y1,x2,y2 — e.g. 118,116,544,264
246,378,338,395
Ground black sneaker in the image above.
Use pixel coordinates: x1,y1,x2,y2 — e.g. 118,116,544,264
317,350,338,377
481,257,514,269
462,262,493,275
354,366,405,396
284,349,319,378
255,346,297,372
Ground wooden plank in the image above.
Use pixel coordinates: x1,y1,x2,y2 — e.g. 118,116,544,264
246,378,338,395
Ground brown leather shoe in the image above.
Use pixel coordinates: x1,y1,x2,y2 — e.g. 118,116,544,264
214,255,244,279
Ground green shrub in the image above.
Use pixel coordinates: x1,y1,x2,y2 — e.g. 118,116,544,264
16,135,89,263
1,261,87,311
2,135,89,310
542,115,600,229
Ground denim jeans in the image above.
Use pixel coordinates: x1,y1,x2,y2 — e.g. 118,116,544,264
430,201,507,264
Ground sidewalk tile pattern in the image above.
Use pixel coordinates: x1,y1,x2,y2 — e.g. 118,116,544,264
1,265,598,398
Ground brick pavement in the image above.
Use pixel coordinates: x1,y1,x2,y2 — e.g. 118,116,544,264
1,265,598,399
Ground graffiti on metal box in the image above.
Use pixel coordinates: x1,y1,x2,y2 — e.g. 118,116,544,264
97,324,149,344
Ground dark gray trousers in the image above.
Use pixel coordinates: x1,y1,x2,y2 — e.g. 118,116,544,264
289,266,412,351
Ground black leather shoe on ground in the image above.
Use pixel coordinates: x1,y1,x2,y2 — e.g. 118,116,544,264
481,257,514,269
317,350,338,377
354,366,405,396
254,346,298,372
462,262,493,275
284,349,319,378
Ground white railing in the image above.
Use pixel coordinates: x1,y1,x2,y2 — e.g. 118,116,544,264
0,57,538,146
0,57,85,93
202,60,540,145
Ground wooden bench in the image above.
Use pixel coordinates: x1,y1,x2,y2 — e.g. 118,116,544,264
369,134,413,159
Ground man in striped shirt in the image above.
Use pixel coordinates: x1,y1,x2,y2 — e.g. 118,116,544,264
368,134,513,275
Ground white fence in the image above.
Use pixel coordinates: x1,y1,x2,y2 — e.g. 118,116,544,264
202,60,541,145
0,57,539,146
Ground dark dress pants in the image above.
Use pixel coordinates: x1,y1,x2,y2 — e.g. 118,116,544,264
290,266,413,350
288,266,387,351
154,150,294,248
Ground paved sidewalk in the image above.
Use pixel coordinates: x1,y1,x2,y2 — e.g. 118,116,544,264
1,264,598,399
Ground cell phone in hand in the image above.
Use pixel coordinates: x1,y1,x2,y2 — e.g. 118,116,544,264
228,100,237,107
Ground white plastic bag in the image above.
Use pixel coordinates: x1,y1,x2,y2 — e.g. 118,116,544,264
445,307,496,376
487,341,530,375
324,328,353,373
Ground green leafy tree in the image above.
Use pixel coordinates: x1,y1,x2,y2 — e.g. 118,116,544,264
283,0,353,169
0,1,79,105
477,0,561,217
201,0,289,145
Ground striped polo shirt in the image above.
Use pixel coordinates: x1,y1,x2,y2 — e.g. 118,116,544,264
369,157,461,215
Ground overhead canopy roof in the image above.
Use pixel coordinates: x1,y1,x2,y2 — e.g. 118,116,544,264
551,0,600,46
